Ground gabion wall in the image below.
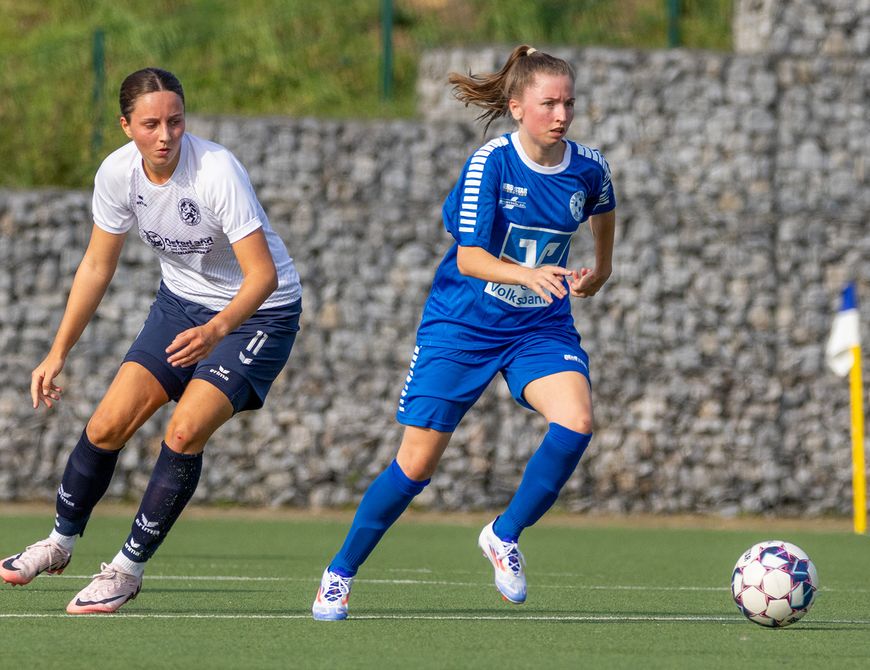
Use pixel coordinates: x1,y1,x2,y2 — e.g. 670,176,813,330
1,10,867,516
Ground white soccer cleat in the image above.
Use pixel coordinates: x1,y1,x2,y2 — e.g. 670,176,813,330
0,539,72,586
478,520,527,604
66,563,142,614
312,568,354,621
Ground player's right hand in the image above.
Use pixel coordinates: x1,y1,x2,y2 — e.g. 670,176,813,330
523,265,572,304
31,355,65,409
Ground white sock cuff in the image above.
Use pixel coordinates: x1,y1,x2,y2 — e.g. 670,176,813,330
112,551,146,578
48,529,77,552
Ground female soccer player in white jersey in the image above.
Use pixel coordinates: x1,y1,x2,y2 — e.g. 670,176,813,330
312,45,616,620
0,68,303,614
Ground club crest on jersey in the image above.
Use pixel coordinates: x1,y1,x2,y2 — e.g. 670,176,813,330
178,198,201,226
570,191,586,222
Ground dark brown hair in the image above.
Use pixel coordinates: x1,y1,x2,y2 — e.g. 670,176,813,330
448,45,574,134
119,68,185,120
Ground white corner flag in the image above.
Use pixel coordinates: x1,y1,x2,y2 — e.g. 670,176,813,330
825,283,860,376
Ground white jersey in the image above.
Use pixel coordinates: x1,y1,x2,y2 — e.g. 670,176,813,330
92,133,301,311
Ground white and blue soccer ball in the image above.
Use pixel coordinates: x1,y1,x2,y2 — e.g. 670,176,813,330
731,540,819,627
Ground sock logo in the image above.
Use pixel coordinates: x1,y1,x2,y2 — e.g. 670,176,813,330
135,513,161,537
57,484,75,508
124,538,143,558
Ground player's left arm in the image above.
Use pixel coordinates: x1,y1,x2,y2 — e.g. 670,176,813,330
569,208,615,298
165,229,277,367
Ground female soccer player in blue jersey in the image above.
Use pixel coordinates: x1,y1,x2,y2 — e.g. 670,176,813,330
312,45,616,620
0,68,303,614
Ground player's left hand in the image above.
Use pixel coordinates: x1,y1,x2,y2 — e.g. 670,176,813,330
166,324,222,367
569,266,611,298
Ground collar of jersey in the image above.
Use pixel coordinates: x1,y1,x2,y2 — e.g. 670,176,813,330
510,132,570,175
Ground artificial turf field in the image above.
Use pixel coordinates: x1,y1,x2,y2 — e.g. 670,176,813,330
1,506,868,669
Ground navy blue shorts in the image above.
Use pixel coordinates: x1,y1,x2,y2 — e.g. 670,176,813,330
123,283,301,413
396,329,590,432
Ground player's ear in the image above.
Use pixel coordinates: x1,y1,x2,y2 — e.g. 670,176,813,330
119,115,133,139
508,98,523,123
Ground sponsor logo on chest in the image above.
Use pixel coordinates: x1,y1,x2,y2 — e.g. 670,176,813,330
500,182,528,210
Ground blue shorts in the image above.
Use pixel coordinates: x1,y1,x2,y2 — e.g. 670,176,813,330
123,283,301,413
396,329,590,432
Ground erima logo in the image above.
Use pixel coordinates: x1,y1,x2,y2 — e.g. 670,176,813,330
58,484,75,508
124,538,143,558
135,513,161,537
135,194,147,207
563,354,588,369
209,365,231,381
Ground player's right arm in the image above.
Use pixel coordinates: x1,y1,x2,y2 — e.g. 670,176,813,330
456,245,571,304
31,225,127,409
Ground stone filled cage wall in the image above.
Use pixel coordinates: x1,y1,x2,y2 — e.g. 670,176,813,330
0,0,867,515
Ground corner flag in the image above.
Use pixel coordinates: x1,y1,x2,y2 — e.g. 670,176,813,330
826,283,866,534
826,283,860,376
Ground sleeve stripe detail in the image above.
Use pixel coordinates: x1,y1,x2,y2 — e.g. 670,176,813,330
573,140,613,211
457,136,508,233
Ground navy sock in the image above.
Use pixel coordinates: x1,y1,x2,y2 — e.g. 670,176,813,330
329,460,429,577
121,442,202,564
493,423,592,542
54,429,120,537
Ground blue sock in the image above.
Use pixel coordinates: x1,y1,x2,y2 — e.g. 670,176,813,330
121,442,202,564
54,429,120,537
329,460,429,577
493,423,592,542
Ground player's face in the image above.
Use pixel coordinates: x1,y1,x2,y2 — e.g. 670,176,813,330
120,91,186,184
509,73,575,164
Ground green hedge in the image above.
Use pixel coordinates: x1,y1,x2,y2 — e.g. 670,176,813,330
0,0,732,187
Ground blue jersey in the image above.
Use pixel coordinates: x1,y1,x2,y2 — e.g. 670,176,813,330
416,132,616,349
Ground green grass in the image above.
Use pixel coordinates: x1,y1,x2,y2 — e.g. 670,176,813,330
0,0,733,188
2,509,868,669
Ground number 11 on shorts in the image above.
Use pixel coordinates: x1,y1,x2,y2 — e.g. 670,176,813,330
239,330,268,365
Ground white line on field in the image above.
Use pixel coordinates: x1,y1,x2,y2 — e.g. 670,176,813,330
38,574,863,594
0,612,868,624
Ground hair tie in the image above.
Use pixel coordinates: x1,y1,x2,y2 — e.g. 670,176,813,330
526,47,537,55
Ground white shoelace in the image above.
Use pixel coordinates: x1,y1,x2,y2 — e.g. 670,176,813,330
496,542,524,576
323,573,352,602
20,540,65,572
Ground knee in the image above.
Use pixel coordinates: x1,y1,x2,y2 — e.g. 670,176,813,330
554,415,594,436
395,446,441,481
164,416,208,455
86,412,128,450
